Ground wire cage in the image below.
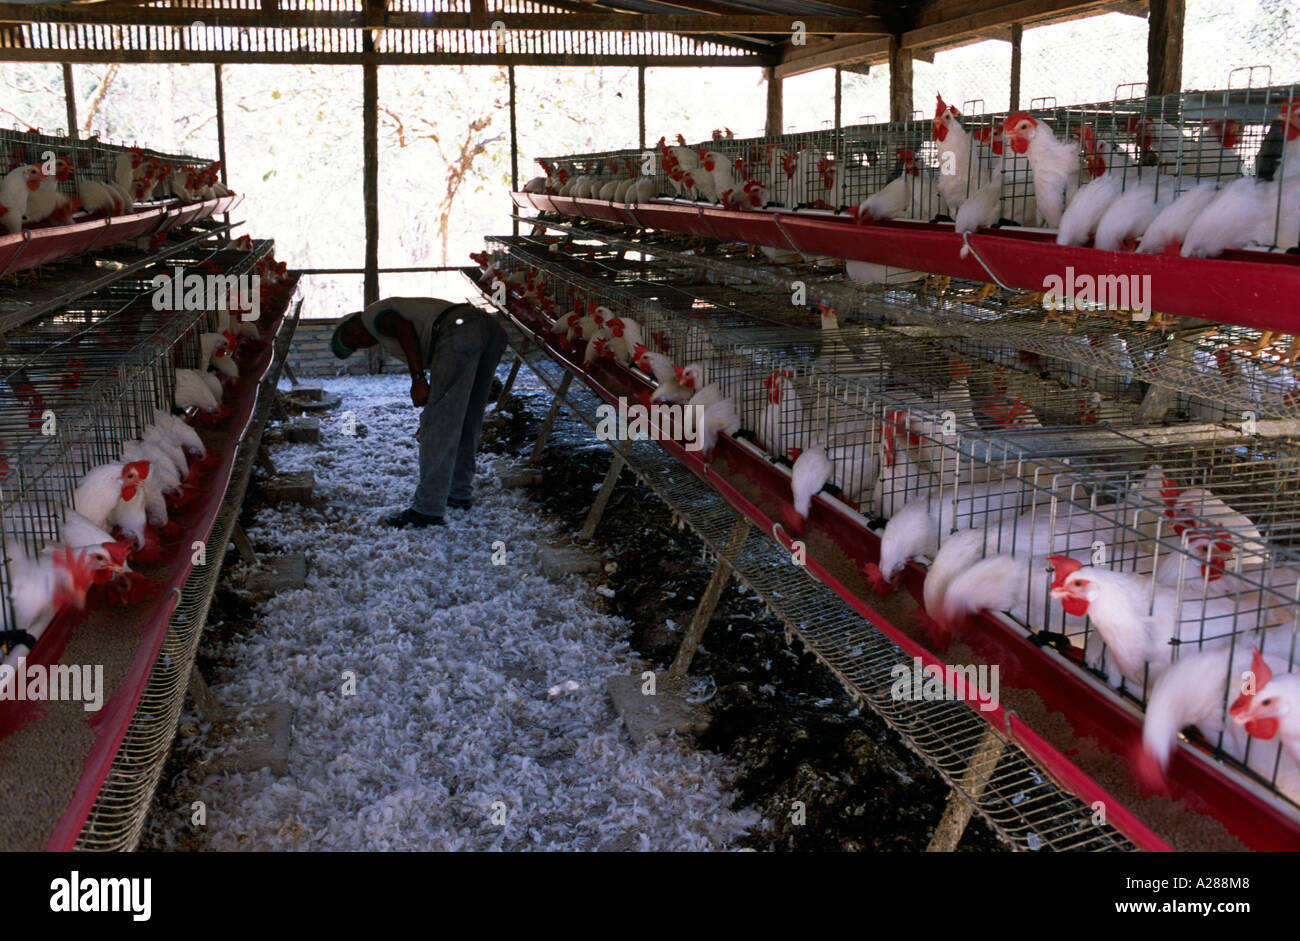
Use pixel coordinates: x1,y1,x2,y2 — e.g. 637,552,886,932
1,126,221,223
530,79,1300,251
485,231,1300,812
0,238,270,659
511,208,1300,426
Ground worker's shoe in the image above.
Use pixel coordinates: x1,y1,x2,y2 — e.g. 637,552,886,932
446,498,474,510
384,508,444,528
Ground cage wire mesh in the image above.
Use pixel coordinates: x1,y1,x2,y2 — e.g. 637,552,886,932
483,233,1300,812
495,220,1300,424
1,127,222,212
528,80,1300,252
489,308,1141,850
1,239,271,653
74,295,298,851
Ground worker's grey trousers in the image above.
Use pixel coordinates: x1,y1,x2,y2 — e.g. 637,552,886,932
411,308,508,518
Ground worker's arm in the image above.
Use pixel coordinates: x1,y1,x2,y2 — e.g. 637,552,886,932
373,309,429,406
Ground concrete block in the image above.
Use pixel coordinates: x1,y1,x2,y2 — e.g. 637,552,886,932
263,471,315,505
498,468,541,488
283,416,320,443
606,672,710,745
244,553,308,593
296,393,343,412
204,701,294,776
539,546,601,578
289,382,325,400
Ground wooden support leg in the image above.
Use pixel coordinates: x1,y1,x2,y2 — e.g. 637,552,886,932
282,360,300,387
529,371,573,465
579,452,625,542
496,354,522,411
257,443,278,476
926,725,1007,852
669,518,752,679
188,665,223,722
230,521,259,566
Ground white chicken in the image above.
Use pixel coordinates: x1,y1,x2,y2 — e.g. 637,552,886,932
1135,180,1221,254
934,94,993,215
23,157,78,224
791,444,833,521
3,545,96,647
1,164,44,235
696,149,737,205
853,150,939,223
1093,180,1174,252
1140,644,1300,803
1047,556,1292,690
866,471,1034,594
1056,173,1124,246
758,369,808,460
175,368,222,414
1002,112,1081,228
152,408,206,460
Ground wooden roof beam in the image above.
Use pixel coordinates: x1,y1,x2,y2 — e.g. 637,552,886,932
774,34,891,78
0,6,886,33
902,0,1121,49
0,48,771,67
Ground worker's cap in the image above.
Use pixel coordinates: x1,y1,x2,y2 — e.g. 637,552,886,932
331,315,359,359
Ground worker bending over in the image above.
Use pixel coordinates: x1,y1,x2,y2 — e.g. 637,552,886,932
332,297,508,527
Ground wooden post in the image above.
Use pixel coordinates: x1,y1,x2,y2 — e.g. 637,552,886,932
214,63,230,229
888,34,913,122
363,51,379,371
926,726,1006,852
834,65,842,134
495,354,521,410
669,517,751,679
1147,0,1185,97
579,452,625,542
1009,23,1022,112
529,371,572,464
764,65,782,137
509,64,519,237
61,63,77,139
637,65,646,151
230,522,259,565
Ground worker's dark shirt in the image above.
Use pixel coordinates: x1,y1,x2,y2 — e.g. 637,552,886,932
360,297,463,368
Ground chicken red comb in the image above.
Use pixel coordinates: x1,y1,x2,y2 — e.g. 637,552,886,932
1230,647,1279,739
1048,555,1084,590
935,93,948,119
103,538,133,567
124,460,150,480
896,148,915,161
972,126,992,142
880,419,896,468
1002,111,1036,132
